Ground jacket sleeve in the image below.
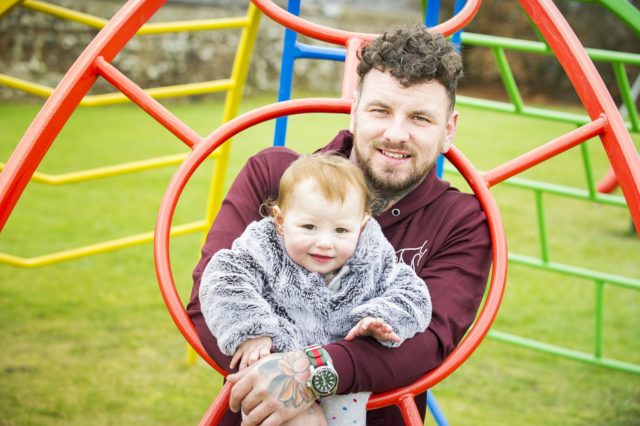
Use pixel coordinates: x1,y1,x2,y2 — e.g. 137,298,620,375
199,222,298,356
188,147,299,371
327,201,492,394
348,225,432,348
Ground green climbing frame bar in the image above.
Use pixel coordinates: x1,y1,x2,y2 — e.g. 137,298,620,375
441,5,638,371
458,32,640,133
445,157,640,374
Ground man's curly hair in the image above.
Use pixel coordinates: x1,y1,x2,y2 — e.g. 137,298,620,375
357,24,462,111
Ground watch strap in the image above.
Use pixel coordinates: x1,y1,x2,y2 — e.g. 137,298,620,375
303,345,338,398
304,344,331,369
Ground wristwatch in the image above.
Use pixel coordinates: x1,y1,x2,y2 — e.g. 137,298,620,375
303,345,339,398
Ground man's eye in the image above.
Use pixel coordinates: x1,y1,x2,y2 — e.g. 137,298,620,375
414,116,429,122
302,224,316,230
336,228,349,234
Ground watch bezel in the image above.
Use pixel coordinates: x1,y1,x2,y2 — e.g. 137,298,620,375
307,364,338,397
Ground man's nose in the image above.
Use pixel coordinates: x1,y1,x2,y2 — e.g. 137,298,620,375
383,117,409,143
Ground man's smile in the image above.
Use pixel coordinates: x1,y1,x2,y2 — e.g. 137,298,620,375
379,148,411,160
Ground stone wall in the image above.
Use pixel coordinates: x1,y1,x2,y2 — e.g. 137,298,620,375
1,0,638,103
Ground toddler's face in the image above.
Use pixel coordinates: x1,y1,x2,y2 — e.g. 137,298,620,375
275,179,367,275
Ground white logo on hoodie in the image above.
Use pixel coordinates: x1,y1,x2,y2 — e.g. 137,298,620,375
396,240,429,271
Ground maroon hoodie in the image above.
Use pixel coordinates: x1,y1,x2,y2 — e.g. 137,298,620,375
188,130,492,425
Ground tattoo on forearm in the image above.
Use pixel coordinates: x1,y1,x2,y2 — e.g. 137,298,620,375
259,352,313,408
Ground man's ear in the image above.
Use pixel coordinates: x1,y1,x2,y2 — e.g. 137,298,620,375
272,206,284,234
441,110,459,154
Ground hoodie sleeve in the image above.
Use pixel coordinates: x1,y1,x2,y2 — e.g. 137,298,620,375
348,221,432,348
328,193,491,397
199,220,297,355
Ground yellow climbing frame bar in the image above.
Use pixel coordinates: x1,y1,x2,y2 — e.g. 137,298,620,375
0,73,235,106
0,151,225,184
81,79,236,106
20,0,251,33
0,220,207,267
0,3,262,268
0,73,53,97
203,4,262,229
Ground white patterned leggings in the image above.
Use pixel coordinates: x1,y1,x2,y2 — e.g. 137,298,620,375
319,391,370,425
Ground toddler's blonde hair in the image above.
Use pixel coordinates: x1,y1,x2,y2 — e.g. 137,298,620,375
267,153,371,217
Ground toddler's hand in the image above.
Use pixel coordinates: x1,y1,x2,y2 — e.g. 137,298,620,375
345,317,401,343
230,336,272,370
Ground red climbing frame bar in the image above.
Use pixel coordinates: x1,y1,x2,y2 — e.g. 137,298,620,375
154,98,508,425
198,382,233,426
341,38,364,100
397,395,423,425
597,167,618,194
484,116,607,187
0,0,167,231
517,0,640,234
94,56,202,148
250,0,481,45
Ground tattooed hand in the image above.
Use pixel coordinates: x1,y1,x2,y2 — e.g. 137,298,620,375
227,351,315,425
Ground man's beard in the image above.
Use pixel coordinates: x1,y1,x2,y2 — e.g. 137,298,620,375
353,141,432,214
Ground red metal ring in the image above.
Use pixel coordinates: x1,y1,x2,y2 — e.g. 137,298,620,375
154,97,507,409
251,0,482,45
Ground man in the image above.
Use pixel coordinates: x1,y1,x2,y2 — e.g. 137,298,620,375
189,24,492,425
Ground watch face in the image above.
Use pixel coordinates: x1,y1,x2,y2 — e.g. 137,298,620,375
311,366,338,396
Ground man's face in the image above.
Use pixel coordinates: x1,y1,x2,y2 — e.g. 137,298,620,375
349,69,458,197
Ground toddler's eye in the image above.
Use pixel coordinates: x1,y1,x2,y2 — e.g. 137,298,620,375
302,224,316,230
336,228,349,234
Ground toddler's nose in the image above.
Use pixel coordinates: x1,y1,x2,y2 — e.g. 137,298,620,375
315,235,333,249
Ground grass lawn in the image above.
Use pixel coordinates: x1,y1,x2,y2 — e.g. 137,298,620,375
1,93,639,425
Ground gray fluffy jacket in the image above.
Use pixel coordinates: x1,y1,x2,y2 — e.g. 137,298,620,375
200,218,432,355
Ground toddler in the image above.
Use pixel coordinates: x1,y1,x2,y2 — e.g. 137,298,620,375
200,153,432,425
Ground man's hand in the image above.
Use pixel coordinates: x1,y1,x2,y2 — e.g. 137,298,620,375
345,317,401,343
227,351,316,426
230,336,273,370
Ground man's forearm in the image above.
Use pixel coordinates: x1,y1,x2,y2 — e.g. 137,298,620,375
325,329,443,395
